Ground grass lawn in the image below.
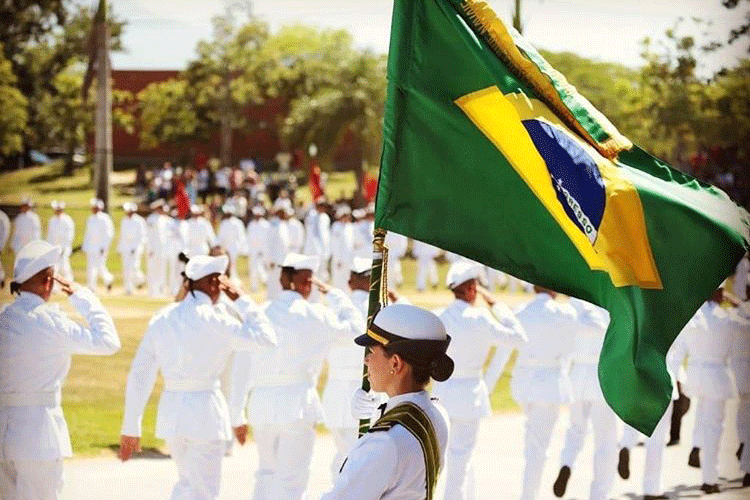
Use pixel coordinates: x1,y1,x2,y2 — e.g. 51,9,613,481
0,163,526,457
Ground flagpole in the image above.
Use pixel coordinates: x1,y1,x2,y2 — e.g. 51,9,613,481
358,228,388,436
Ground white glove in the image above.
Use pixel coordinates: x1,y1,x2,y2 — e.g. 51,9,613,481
351,388,381,420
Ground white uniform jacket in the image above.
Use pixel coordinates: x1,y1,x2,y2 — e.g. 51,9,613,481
681,302,742,400
121,292,276,441
82,212,114,255
11,211,42,254
432,299,527,420
731,305,750,394
267,218,291,266
303,210,331,259
145,212,170,258
186,216,216,257
231,289,364,427
330,222,355,265
246,218,270,259
0,210,10,251
287,217,305,254
511,293,578,405
46,213,75,256
117,214,146,255
567,298,610,403
218,216,248,257
0,289,120,460
321,391,449,500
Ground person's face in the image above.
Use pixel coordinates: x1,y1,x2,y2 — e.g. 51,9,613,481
193,273,221,303
365,345,395,393
453,279,477,304
291,269,313,299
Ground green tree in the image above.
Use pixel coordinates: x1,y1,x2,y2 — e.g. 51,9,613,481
138,79,199,149
0,52,28,160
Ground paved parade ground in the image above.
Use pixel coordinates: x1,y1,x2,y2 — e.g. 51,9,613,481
61,400,747,500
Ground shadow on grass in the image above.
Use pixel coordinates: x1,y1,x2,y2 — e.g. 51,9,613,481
29,168,72,184
105,444,170,459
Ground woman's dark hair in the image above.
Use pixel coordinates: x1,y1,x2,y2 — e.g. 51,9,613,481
9,281,20,295
382,344,431,386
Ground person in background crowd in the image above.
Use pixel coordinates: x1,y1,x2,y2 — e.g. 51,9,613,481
287,203,305,255
1,240,120,500
11,197,42,256
46,201,75,283
433,262,526,500
120,254,276,500
330,205,356,290
186,204,216,258
145,200,170,297
165,208,188,296
731,297,750,487
217,202,247,286
117,202,146,295
82,198,114,292
266,198,293,300
303,197,331,282
384,231,407,289
246,205,270,292
412,240,440,292
734,253,749,301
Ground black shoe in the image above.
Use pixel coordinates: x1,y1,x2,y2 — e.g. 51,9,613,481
738,442,745,461
107,282,113,292
743,473,750,487
688,447,700,468
553,465,571,497
643,495,668,500
665,439,679,447
618,447,630,479
700,483,719,494
0,279,4,288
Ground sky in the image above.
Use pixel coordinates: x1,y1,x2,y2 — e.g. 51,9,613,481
85,0,748,75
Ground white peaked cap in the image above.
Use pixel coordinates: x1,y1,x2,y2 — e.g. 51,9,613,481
251,205,266,216
446,261,482,289
281,252,319,272
350,256,372,275
50,200,66,210
334,204,351,218
150,199,165,210
272,197,292,213
190,204,204,215
90,198,104,209
184,255,229,280
13,240,61,284
371,304,447,342
351,208,365,219
122,202,137,212
221,203,235,215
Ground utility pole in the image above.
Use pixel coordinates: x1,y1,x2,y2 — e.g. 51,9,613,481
93,0,112,210
512,0,523,33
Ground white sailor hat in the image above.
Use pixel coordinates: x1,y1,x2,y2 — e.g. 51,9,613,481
272,197,292,213
184,255,229,280
89,198,105,209
446,261,482,289
50,200,66,210
281,252,319,272
250,205,266,216
355,303,454,382
221,203,235,216
21,196,34,207
350,257,372,275
351,208,365,220
334,205,351,219
150,199,165,210
122,202,137,213
12,240,61,284
190,204,204,215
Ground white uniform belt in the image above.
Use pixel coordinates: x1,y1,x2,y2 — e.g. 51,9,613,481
163,379,219,392
0,391,60,407
572,356,599,365
451,369,482,379
254,374,312,388
515,358,561,368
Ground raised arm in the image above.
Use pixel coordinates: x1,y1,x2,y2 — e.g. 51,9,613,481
53,278,120,355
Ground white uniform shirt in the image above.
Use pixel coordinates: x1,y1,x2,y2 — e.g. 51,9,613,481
217,216,248,256
304,210,331,258
82,211,114,255
267,218,291,266
121,292,276,441
118,214,146,254
354,220,375,257
11,210,42,253
145,212,170,258
511,293,578,404
186,216,215,257
731,305,750,393
287,217,305,253
567,298,610,403
0,210,10,251
165,216,188,256
0,289,120,460
412,240,439,260
246,218,270,258
682,302,744,399
330,222,355,265
432,299,526,420
385,232,407,259
46,213,75,255
231,289,364,427
321,391,449,500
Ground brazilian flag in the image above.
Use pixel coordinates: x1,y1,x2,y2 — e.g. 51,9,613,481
375,0,749,434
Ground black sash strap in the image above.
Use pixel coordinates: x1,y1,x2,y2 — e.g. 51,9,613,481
368,402,440,500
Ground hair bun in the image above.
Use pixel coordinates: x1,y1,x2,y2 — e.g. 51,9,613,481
430,355,454,382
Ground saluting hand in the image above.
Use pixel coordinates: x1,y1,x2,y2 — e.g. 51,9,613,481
53,275,77,296
118,435,141,462
219,275,242,301
476,285,496,307
311,277,330,294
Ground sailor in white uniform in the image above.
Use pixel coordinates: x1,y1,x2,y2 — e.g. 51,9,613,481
303,197,331,281
432,262,526,500
145,200,170,297
552,298,617,500
329,206,356,290
1,240,120,500
11,197,42,255
119,254,277,500
82,198,114,291
412,240,440,291
217,202,247,286
321,303,453,500
266,198,293,300
246,206,270,292
46,201,75,282
512,287,578,500
731,300,750,483
384,231,407,289
229,253,364,500
117,202,146,295
186,205,216,258
0,208,10,287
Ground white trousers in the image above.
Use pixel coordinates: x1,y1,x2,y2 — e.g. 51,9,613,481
147,253,168,296
443,418,480,500
741,396,750,473
520,402,560,500
559,401,617,500
620,403,672,495
248,254,267,292
0,458,63,500
691,397,726,484
86,251,113,290
329,427,358,481
330,261,349,291
166,437,224,500
387,257,403,287
416,258,438,291
121,250,139,294
253,422,316,500
266,266,282,301
737,393,750,450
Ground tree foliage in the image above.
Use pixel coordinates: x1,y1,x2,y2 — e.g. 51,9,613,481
0,51,28,158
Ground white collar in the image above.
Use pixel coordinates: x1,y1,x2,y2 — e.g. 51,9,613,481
16,291,46,309
384,390,429,413
186,290,215,306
